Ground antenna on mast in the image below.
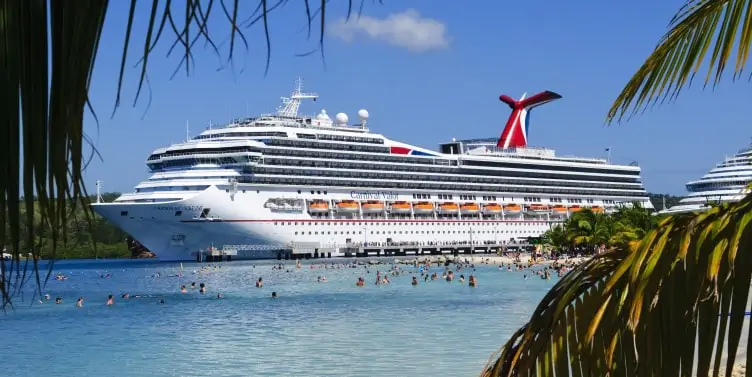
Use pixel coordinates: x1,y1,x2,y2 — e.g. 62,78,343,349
95,180,104,203
277,77,318,117
185,120,190,142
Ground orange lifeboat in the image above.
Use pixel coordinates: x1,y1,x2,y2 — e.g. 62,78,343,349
460,203,480,214
552,205,567,214
503,204,522,215
335,200,360,213
528,204,550,215
569,205,582,213
483,203,503,213
308,200,329,213
361,200,384,213
438,202,459,213
591,206,605,214
413,201,434,214
390,201,411,213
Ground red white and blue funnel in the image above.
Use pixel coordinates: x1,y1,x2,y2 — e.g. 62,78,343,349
497,91,561,149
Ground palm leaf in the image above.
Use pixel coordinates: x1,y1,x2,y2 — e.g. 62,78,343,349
484,195,752,376
607,0,752,123
0,0,374,308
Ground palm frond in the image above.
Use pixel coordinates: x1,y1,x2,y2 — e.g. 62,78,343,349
0,0,376,308
483,194,752,376
607,0,752,123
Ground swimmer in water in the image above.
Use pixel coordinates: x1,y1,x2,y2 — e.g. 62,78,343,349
191,282,196,289
411,276,418,286
121,293,130,299
271,292,278,299
468,275,477,287
106,295,114,306
199,283,206,294
76,297,84,307
55,297,62,304
256,278,263,288
180,285,187,293
217,293,223,299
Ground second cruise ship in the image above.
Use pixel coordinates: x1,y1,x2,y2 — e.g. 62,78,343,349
92,79,652,261
658,142,752,214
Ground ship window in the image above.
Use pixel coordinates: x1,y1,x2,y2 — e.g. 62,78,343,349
174,211,182,216
120,211,128,216
298,190,301,194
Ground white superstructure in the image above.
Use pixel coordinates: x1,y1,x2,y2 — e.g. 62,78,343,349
657,143,752,215
92,79,652,261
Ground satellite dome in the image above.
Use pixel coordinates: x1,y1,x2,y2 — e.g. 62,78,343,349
315,109,330,121
357,109,369,121
335,112,349,125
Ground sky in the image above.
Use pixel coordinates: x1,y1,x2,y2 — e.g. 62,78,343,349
83,0,752,196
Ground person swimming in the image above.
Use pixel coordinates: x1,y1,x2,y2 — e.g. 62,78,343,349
411,276,418,286
199,283,206,294
180,285,187,293
190,282,196,289
55,297,62,304
106,295,114,306
121,293,130,299
271,292,278,299
469,275,477,287
256,278,263,288
76,297,83,307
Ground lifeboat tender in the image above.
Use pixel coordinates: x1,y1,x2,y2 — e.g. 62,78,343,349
483,203,503,214
569,205,583,213
308,200,329,213
591,206,605,214
460,202,480,214
503,204,522,215
390,201,412,214
361,200,385,213
528,204,550,215
412,201,434,214
438,202,459,213
335,200,360,213
551,205,568,215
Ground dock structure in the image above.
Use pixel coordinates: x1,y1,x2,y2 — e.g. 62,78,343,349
196,241,537,262
282,242,534,260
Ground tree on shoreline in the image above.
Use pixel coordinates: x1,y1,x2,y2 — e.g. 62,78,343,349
483,1,752,376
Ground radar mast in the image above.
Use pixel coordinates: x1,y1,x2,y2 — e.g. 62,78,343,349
277,77,318,117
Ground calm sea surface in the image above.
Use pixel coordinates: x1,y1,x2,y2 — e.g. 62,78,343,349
0,258,557,377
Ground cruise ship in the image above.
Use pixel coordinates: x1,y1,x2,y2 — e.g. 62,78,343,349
92,79,652,261
657,142,752,215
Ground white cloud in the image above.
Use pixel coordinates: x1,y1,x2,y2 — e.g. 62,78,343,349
329,9,449,52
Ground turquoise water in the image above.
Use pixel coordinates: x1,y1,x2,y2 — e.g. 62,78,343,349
0,259,556,377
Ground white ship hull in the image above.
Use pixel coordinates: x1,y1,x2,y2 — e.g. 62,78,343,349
93,186,559,261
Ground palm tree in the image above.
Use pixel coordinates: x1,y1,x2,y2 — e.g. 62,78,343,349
0,1,362,308
484,1,752,376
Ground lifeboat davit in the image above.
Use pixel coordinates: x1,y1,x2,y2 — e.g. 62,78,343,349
483,203,503,214
308,200,329,213
336,200,360,213
503,204,522,215
591,206,605,214
413,201,434,214
528,204,550,215
438,202,459,213
551,205,567,215
460,203,480,214
390,201,411,214
361,200,385,213
569,205,582,213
